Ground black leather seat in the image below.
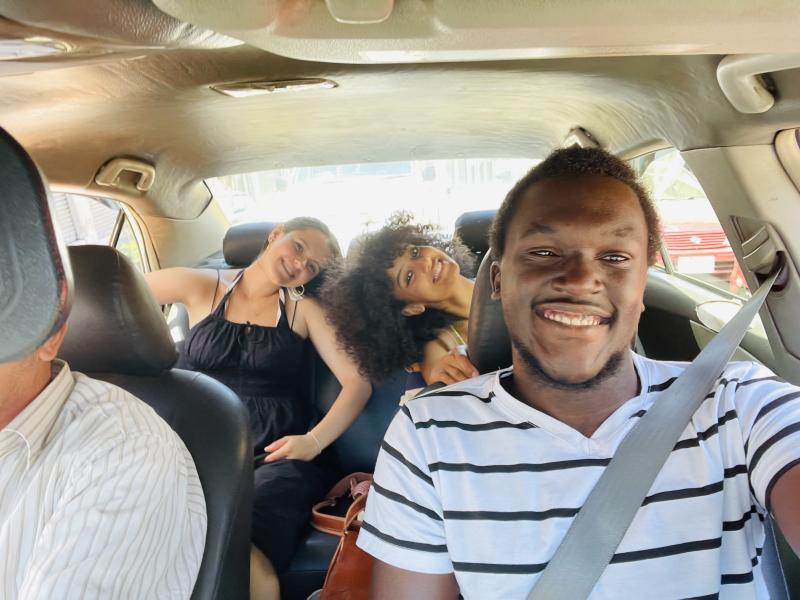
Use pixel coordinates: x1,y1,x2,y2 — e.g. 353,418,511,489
59,245,253,600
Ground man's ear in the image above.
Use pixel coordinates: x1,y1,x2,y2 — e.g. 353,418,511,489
268,223,285,244
37,322,68,362
490,261,502,301
401,303,426,317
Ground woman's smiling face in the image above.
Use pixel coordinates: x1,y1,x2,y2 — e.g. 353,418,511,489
387,245,461,306
261,226,332,288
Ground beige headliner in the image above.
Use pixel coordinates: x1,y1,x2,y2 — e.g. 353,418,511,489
2,2,800,220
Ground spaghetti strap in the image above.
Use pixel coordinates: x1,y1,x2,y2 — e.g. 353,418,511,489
449,323,467,346
277,288,300,331
209,269,221,312
290,296,299,331
214,269,246,317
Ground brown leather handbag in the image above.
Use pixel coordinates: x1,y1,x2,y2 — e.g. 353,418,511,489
311,473,374,600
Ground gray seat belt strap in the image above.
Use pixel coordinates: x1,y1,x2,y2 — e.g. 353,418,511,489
528,263,783,600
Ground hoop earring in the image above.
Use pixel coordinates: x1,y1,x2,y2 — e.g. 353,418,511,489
288,285,305,301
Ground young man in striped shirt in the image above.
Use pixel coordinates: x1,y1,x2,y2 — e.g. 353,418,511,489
0,323,207,597
357,147,800,598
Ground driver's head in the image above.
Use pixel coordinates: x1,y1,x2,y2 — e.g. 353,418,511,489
0,125,72,419
489,147,660,388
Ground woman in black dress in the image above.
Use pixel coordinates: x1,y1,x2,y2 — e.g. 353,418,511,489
145,217,371,599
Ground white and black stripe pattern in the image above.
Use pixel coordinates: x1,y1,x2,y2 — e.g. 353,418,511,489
357,353,800,599
0,361,206,599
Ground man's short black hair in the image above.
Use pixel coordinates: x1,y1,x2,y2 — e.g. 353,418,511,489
490,147,662,263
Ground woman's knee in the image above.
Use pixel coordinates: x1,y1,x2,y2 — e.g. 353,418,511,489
250,545,280,600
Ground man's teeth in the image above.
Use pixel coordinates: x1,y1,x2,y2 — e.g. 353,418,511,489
543,310,602,327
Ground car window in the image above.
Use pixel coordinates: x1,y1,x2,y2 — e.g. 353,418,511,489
208,158,535,252
631,149,749,298
50,192,145,272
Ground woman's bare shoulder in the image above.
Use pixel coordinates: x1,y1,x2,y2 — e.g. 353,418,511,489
285,295,325,338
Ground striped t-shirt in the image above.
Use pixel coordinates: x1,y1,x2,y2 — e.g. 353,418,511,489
0,361,207,599
357,353,800,599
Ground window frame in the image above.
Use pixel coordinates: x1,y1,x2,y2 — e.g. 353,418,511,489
50,190,151,273
116,204,151,272
631,148,749,302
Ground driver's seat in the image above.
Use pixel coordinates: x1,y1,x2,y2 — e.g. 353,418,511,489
60,245,253,600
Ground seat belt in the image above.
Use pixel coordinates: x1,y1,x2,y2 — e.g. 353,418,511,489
528,259,787,600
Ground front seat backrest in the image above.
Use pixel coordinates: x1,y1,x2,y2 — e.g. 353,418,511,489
59,245,253,600
468,250,511,374
0,126,72,362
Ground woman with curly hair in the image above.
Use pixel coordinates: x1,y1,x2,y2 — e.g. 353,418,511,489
325,213,479,389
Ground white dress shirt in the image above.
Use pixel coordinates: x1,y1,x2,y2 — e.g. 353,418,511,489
0,360,207,599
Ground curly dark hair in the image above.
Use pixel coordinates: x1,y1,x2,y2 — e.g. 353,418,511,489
323,212,476,382
490,147,662,264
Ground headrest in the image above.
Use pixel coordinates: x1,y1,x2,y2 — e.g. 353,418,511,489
59,245,177,376
0,127,72,362
467,250,511,373
455,209,496,259
222,221,277,266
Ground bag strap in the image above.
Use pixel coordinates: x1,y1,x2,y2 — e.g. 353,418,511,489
311,473,373,536
311,499,345,536
343,494,369,533
324,472,373,500
528,261,784,600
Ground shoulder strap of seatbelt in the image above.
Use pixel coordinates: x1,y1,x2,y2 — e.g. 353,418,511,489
528,259,785,600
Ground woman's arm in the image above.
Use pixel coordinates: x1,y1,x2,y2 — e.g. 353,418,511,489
264,299,371,462
420,325,478,385
143,268,218,311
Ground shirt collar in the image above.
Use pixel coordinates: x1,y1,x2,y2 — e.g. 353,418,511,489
0,360,75,466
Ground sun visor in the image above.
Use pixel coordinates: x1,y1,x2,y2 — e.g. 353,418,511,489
0,127,72,363
154,0,800,64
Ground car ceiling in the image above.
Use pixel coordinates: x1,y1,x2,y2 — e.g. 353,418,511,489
1,0,800,220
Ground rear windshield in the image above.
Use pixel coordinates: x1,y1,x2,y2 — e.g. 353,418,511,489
207,158,536,252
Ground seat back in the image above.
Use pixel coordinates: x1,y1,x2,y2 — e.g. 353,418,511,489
0,126,72,362
468,250,511,373
306,348,406,475
60,245,253,600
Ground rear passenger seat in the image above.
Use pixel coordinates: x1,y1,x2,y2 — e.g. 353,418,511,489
166,222,408,599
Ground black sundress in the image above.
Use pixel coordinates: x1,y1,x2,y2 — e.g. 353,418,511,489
177,271,333,573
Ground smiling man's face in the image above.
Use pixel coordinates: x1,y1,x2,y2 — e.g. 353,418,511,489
492,174,650,388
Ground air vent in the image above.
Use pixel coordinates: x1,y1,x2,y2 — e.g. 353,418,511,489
210,78,338,98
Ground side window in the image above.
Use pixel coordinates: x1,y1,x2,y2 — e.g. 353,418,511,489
116,218,145,272
630,149,749,298
50,192,146,272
